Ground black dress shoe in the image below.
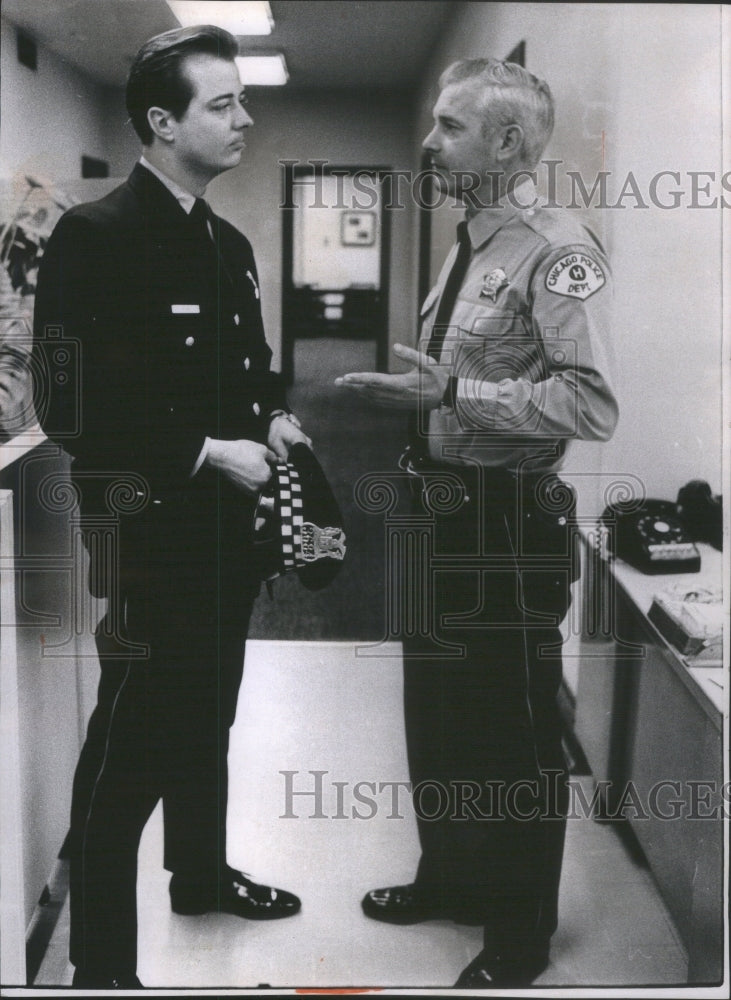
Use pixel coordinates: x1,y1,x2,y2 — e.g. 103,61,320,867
170,871,301,920
454,946,549,988
361,884,483,926
72,968,143,988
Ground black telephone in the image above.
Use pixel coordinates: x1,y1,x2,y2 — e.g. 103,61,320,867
676,480,723,551
600,498,701,575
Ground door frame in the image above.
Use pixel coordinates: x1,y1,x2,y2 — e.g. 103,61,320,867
281,162,392,383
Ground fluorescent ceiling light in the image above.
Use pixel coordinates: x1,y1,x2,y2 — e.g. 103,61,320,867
235,54,288,86
167,1,273,35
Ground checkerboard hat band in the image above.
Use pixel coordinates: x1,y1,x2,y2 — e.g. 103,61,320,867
274,461,305,571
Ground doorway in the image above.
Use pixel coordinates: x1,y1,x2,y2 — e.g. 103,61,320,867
281,162,391,383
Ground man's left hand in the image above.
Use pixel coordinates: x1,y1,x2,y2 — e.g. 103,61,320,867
334,343,449,410
268,413,312,461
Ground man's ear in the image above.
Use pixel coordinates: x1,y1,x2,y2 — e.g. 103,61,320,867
495,123,524,163
147,106,176,143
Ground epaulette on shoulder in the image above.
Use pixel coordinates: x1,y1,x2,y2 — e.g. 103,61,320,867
517,205,599,251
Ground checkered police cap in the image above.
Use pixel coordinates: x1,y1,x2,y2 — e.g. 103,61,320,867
253,443,346,590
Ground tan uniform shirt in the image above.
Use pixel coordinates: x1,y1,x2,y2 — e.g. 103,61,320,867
421,180,618,473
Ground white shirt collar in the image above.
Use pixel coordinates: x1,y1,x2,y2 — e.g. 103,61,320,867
0,424,47,472
139,156,197,214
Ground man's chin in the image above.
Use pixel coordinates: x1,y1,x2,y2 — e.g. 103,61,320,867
218,149,244,171
431,171,456,198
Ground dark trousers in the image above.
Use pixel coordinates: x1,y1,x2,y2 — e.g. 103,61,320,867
68,569,258,977
402,465,576,955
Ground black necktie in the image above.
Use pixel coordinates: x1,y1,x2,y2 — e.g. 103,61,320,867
188,197,211,241
407,220,471,460
188,197,222,276
426,220,471,361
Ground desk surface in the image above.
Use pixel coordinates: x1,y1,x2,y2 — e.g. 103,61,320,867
582,532,725,718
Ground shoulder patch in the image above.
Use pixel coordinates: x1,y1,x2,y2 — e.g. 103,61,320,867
545,252,606,300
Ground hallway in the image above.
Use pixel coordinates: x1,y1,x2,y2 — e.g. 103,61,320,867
32,338,690,989
2,1,725,991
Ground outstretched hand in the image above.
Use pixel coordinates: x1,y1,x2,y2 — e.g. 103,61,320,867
334,343,449,410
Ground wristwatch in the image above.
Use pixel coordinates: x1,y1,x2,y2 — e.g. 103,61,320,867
269,409,300,426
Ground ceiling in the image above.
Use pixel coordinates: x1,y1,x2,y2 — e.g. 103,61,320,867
1,0,457,90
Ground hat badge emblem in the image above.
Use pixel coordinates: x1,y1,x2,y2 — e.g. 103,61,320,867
301,523,346,562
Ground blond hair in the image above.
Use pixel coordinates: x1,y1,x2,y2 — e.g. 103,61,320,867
439,58,554,169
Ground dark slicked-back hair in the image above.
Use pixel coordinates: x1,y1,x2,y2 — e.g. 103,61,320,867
126,25,240,145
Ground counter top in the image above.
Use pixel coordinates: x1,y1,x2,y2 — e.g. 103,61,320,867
581,531,726,719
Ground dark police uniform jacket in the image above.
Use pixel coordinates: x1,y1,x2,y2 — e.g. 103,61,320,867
33,163,286,603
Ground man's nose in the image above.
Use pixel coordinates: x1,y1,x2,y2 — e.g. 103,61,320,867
235,106,254,129
422,128,438,152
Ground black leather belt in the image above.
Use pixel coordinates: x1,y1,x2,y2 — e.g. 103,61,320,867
399,446,518,490
397,447,566,515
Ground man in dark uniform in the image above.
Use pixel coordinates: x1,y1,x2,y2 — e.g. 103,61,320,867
33,26,309,988
337,59,618,987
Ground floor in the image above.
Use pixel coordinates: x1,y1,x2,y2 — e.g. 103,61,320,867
33,640,690,993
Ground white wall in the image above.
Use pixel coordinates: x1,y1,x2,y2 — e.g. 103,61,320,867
601,5,724,500
207,89,416,371
412,2,725,512
0,17,133,184
293,175,382,290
